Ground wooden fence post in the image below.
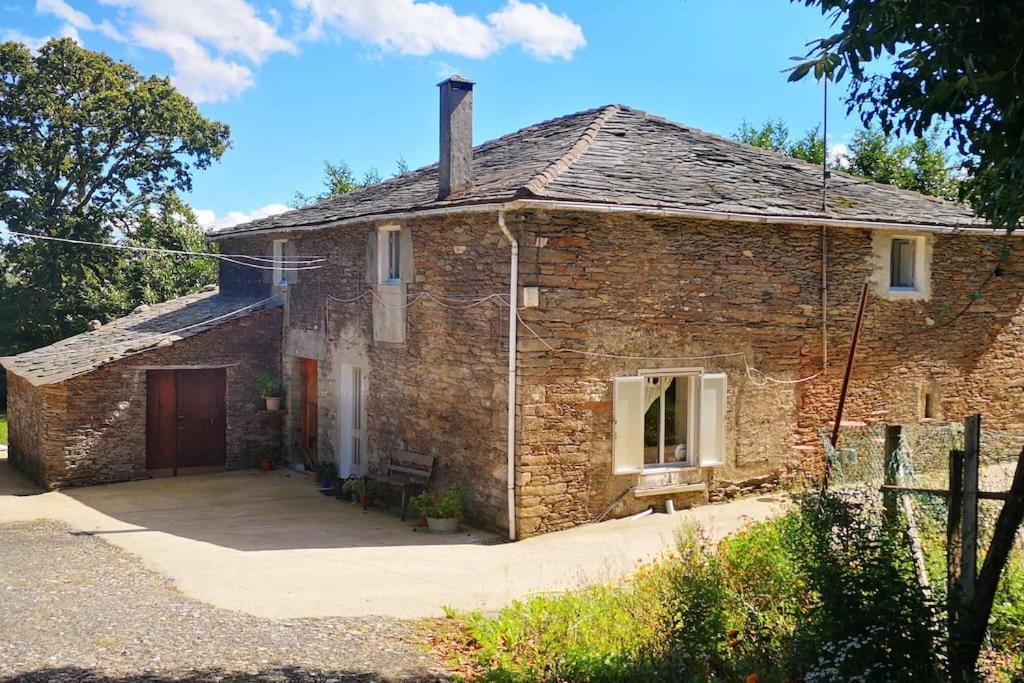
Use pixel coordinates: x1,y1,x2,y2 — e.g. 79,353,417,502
950,414,981,682
947,448,964,677
961,415,981,605
883,425,902,524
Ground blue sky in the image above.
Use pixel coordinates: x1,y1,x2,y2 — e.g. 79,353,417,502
1,0,856,230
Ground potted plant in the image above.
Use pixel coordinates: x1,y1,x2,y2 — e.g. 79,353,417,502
411,486,464,533
256,373,284,411
318,462,338,496
257,447,275,472
341,477,361,502
341,478,380,507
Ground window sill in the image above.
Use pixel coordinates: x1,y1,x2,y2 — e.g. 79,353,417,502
642,463,697,474
634,482,707,498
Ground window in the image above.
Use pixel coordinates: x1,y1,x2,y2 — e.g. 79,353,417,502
378,226,401,284
890,238,917,289
613,371,727,474
642,375,695,467
921,383,939,420
272,239,287,286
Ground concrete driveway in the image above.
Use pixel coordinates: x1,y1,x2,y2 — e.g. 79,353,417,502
0,457,785,619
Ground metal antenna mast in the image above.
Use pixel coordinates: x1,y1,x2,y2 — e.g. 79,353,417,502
822,75,829,212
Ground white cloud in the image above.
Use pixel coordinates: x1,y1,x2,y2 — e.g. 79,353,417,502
37,0,123,41
1,28,53,51
129,25,256,103
196,203,291,231
295,0,585,60
487,0,584,60
829,143,851,168
23,0,584,102
102,0,293,64
33,0,293,102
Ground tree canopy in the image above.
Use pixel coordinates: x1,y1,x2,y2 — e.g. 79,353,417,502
0,38,227,357
734,119,962,200
789,0,1024,230
291,157,411,208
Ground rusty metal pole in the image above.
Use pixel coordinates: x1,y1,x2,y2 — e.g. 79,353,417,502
824,280,870,488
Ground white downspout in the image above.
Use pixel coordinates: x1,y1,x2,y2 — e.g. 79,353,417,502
498,210,518,541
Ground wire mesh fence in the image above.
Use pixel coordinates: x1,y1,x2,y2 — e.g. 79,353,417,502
825,422,1023,530
823,421,1024,598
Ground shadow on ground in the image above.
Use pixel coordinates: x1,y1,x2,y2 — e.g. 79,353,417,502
54,469,501,552
4,667,449,682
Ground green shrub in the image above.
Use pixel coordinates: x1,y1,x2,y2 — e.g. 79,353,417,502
782,493,943,681
411,486,464,519
445,492,946,682
255,373,283,398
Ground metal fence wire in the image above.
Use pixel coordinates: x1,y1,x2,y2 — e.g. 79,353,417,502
822,422,1024,568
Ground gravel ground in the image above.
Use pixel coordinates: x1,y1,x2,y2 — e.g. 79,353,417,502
0,521,453,682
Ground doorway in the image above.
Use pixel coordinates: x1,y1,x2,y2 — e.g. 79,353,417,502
299,358,319,469
338,364,365,478
146,368,227,477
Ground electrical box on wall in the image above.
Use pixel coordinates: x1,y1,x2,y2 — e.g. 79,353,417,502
521,286,540,308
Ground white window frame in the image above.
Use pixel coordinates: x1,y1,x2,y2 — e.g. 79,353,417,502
638,368,699,470
377,225,401,284
884,234,928,297
272,239,287,287
612,369,728,474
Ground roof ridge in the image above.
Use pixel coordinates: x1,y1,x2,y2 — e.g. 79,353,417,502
519,104,621,197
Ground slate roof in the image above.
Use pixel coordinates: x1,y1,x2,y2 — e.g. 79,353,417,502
210,104,982,238
1,288,281,386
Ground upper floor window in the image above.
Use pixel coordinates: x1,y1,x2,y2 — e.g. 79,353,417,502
272,239,287,286
875,232,930,300
890,237,917,289
378,225,401,284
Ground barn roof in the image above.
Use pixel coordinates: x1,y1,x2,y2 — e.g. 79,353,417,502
209,104,982,238
0,288,281,386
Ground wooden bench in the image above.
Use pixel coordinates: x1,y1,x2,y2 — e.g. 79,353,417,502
364,450,434,520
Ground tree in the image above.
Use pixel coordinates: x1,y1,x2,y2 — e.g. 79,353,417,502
0,38,228,356
735,119,825,165
789,0,1024,230
291,157,411,208
734,119,961,199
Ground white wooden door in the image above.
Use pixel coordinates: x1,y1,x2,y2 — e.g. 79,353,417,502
338,364,366,477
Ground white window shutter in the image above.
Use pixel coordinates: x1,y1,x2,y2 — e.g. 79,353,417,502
612,376,645,474
698,373,728,467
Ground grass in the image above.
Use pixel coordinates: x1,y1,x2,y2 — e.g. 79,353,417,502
434,493,995,682
0,412,7,445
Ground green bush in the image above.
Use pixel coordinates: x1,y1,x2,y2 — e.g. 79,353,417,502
445,492,946,682
411,486,464,519
255,373,282,398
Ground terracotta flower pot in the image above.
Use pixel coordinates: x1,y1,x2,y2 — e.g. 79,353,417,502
258,457,273,472
264,396,282,411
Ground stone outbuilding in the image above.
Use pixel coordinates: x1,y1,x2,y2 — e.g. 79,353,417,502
2,288,282,487
5,77,1024,539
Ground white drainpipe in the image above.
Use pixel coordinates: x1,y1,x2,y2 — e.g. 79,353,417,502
498,210,518,541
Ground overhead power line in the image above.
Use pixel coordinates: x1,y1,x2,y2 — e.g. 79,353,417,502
4,230,324,271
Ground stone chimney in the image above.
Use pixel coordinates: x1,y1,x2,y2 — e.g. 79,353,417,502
438,75,474,198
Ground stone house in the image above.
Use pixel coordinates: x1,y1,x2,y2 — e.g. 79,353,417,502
5,77,1023,539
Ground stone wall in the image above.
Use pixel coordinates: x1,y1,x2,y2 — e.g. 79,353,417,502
217,208,1024,538
7,372,68,485
221,214,513,531
509,209,1024,535
6,308,282,489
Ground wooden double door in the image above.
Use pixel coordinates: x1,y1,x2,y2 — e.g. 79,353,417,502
146,368,227,477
